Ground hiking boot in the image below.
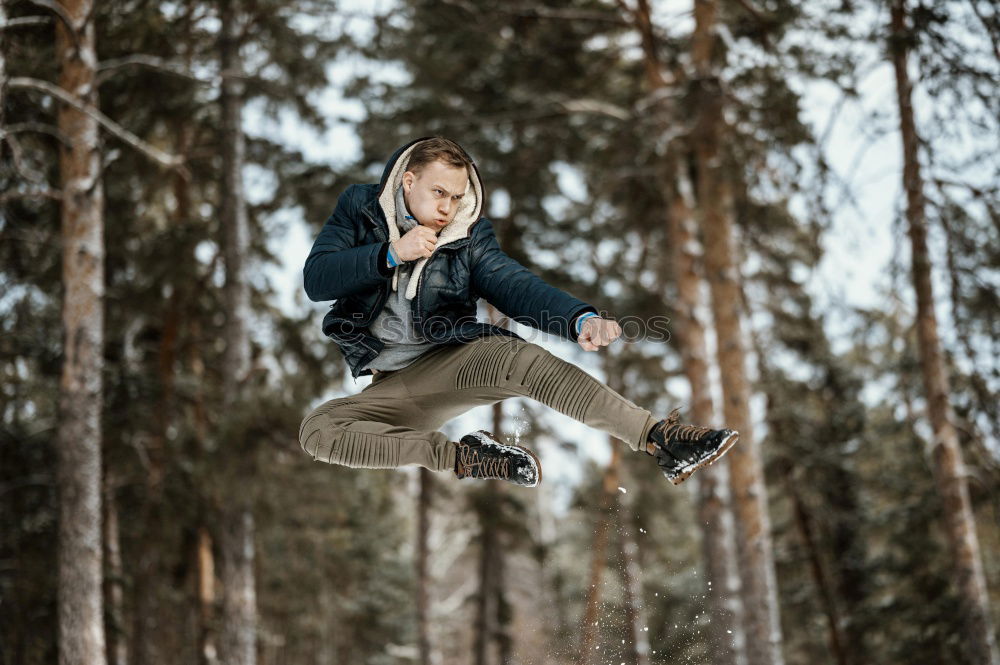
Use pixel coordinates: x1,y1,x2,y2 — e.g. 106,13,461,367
645,409,739,485
454,430,542,487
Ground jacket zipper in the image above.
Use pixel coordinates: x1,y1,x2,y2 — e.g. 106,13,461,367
412,251,437,321
411,227,476,320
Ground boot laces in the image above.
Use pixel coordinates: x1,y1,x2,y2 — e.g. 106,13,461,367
661,408,714,443
458,442,510,480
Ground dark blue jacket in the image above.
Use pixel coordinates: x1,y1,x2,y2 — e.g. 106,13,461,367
304,138,597,378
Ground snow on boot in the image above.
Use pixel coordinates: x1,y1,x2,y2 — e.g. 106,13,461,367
645,409,739,485
454,430,542,488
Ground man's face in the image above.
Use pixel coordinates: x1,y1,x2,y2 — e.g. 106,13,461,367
402,159,469,232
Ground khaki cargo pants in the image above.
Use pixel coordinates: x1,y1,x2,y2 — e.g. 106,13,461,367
298,336,657,473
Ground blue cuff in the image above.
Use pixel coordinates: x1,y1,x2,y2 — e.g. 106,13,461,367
575,312,599,335
387,244,400,268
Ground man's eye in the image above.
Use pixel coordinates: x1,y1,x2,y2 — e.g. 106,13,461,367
433,189,443,195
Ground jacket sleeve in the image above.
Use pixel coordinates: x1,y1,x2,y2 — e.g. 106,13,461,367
470,218,598,341
303,185,393,302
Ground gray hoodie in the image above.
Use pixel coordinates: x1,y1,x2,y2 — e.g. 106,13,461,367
360,185,438,372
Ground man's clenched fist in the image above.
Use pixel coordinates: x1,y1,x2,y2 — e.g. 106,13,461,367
392,225,438,262
578,317,622,352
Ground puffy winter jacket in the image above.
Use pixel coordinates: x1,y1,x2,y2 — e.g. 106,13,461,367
304,137,598,378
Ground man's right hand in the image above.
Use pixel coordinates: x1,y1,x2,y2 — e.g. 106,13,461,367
392,225,438,262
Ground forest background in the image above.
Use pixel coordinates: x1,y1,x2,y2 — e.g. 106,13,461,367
2,0,999,664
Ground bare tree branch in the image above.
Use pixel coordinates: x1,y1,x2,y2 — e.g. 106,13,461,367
96,54,216,86
1,15,52,29
932,176,1000,198
8,76,186,171
551,96,630,120
817,92,848,149
220,67,258,84
0,121,72,145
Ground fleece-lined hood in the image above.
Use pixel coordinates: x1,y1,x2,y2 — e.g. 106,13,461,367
375,137,485,299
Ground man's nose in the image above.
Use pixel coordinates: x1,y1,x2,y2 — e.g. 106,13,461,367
439,199,452,215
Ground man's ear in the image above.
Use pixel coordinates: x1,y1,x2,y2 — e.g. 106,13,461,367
402,170,414,193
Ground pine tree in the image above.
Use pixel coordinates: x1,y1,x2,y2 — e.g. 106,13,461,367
54,1,108,662
690,1,785,662
611,1,748,658
889,2,998,662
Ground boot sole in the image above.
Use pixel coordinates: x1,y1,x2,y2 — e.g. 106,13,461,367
468,430,543,487
668,430,740,485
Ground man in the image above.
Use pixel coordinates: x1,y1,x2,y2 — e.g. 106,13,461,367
299,137,738,487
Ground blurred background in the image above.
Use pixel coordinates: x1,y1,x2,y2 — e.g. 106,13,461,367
2,0,998,664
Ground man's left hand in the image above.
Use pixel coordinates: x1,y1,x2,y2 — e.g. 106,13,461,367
577,317,622,352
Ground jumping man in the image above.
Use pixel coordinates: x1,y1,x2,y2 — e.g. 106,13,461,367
299,137,738,487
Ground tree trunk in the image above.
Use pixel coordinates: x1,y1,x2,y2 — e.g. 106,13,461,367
189,319,209,442
317,584,336,665
1,0,7,121
889,3,999,663
219,0,251,399
495,525,512,665
416,467,433,665
489,338,513,665
532,467,564,647
197,526,219,665
615,459,650,665
470,306,516,665
576,440,620,665
130,520,161,665
601,369,651,665
166,120,218,665
473,393,511,665
104,480,127,665
827,464,868,665
691,2,785,664
473,480,500,665
667,152,745,665
55,0,108,662
218,0,257,661
624,0,746,656
785,472,848,665
220,510,257,665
